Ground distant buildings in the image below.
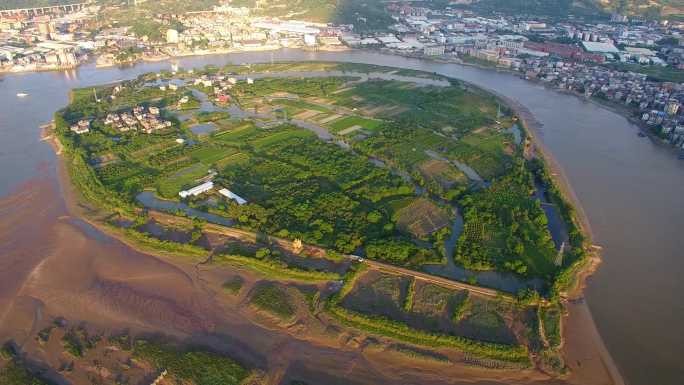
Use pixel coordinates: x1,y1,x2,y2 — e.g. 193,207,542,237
166,29,179,44
104,106,172,133
70,119,90,134
423,45,445,56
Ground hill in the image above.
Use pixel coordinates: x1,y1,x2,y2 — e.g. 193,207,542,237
467,0,682,19
0,0,81,10
231,0,394,31
596,0,684,18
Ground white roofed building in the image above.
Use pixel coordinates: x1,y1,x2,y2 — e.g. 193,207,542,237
179,181,214,198
219,188,247,205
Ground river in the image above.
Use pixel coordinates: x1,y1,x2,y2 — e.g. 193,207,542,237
1,49,682,385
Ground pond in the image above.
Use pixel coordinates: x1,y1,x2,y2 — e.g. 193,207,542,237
136,191,235,227
189,122,218,135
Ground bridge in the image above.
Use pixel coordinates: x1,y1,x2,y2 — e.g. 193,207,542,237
0,2,91,18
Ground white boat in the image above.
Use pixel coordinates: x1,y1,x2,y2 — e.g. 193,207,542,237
16,93,28,98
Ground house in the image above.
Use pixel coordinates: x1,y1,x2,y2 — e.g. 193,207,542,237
70,119,90,134
219,188,247,205
179,181,214,198
424,45,445,56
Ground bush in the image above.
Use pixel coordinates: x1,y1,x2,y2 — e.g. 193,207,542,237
0,360,49,385
134,341,250,385
222,276,244,294
250,284,295,319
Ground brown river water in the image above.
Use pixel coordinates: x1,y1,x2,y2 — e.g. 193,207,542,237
0,49,682,385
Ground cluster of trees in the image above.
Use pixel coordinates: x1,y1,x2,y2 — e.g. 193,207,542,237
365,238,441,267
217,131,418,255
454,162,557,279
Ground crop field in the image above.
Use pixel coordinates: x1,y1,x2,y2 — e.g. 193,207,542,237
394,198,451,238
250,128,316,150
233,77,350,100
338,271,531,346
328,115,384,134
272,98,331,113
190,145,238,164
156,162,210,198
215,152,250,170
411,282,456,316
419,159,468,190
455,298,517,345
212,123,261,143
341,270,410,320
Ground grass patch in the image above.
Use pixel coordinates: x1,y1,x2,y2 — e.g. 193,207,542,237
0,360,49,385
250,129,316,150
213,124,260,143
213,254,340,282
191,145,238,165
540,305,562,348
328,115,383,133
215,152,250,170
250,284,295,319
389,344,450,363
222,276,244,294
326,304,529,364
134,340,250,385
156,162,210,198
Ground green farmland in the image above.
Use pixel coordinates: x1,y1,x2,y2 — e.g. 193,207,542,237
56,61,582,290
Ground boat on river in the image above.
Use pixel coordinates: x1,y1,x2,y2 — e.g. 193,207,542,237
16,93,28,98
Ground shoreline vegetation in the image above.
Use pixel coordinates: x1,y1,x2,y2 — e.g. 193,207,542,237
39,58,616,382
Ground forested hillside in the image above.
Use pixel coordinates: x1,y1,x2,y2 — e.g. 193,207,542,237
0,0,81,10
468,0,682,19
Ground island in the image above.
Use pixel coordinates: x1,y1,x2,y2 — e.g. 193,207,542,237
22,61,598,384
